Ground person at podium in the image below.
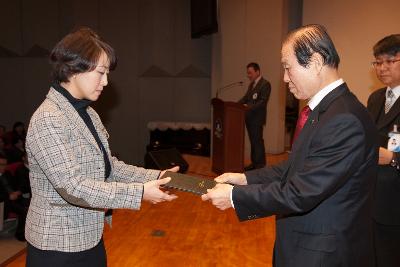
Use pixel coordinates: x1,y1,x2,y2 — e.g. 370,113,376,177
238,62,271,171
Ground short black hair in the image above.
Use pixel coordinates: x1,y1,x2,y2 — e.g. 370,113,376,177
50,27,117,83
247,62,260,72
373,34,400,57
285,24,340,69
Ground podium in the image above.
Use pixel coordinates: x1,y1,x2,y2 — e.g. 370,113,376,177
211,98,246,173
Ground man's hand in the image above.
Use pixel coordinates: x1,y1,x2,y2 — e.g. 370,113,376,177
159,166,180,178
379,147,393,165
201,183,233,210
143,178,177,204
215,172,247,185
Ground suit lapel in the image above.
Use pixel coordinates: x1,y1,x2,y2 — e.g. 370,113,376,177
245,77,264,100
47,88,101,153
315,83,349,113
286,84,349,183
252,77,264,92
377,93,400,130
292,109,318,151
294,83,349,149
369,89,385,124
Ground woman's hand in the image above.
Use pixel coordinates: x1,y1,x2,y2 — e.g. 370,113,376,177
159,166,180,178
143,178,177,204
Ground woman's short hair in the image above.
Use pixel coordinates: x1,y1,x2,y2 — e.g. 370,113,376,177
50,27,117,83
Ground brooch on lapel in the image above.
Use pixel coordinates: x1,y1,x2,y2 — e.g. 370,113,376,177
310,115,320,126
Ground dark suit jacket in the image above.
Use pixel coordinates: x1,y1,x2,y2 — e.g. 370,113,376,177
367,87,400,225
238,77,271,125
233,83,378,267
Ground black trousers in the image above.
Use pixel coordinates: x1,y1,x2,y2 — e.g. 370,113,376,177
26,239,107,267
374,221,400,267
245,120,266,167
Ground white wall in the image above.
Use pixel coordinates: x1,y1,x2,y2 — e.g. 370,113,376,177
0,0,211,164
303,0,400,105
212,0,288,155
4,0,392,163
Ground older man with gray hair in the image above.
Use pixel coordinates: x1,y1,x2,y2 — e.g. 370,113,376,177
202,24,378,267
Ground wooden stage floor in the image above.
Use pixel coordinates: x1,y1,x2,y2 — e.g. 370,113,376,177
4,153,288,267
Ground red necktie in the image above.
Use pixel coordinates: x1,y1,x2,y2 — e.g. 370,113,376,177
292,105,311,144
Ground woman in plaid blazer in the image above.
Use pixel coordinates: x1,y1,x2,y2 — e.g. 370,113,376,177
24,27,177,267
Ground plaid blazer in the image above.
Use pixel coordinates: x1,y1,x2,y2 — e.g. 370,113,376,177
25,87,160,252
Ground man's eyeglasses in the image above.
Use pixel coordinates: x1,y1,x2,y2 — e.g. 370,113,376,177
371,59,400,68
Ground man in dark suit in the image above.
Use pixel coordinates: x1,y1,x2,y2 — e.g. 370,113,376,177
202,24,378,267
238,63,271,171
367,34,400,267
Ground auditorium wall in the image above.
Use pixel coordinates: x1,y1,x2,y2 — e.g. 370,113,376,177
303,0,400,105
212,0,400,155
211,0,300,154
2,0,396,165
0,0,211,164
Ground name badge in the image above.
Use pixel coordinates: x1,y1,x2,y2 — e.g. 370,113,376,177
388,133,400,152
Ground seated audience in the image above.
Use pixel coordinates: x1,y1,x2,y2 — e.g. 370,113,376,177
0,155,28,241
0,136,6,157
12,122,26,142
5,137,25,163
14,154,31,198
0,125,5,138
3,121,26,145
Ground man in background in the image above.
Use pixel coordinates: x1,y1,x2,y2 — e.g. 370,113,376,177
367,33,400,267
238,62,271,171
